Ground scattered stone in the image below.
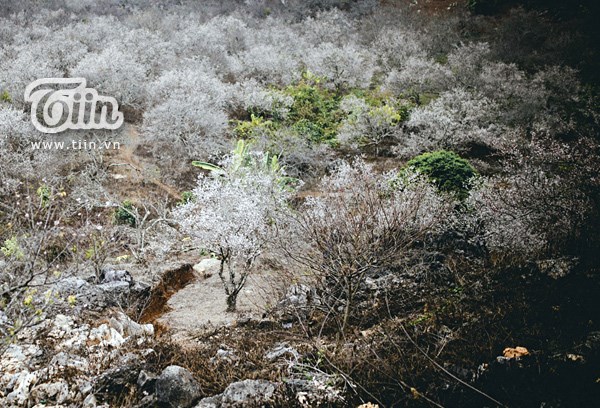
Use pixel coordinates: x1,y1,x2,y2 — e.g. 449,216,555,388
108,311,154,338
265,344,299,362
220,379,280,407
83,393,98,407
137,370,158,392
193,258,221,278
194,395,221,408
88,323,126,348
155,365,202,408
210,348,238,364
51,352,90,372
101,269,133,284
566,353,585,363
29,380,69,405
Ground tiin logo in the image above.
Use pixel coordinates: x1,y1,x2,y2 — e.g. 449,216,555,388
24,78,124,134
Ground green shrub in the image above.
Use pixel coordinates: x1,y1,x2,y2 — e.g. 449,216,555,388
0,90,11,103
36,184,51,207
283,76,343,143
232,114,276,139
406,150,478,199
114,200,136,227
178,191,195,206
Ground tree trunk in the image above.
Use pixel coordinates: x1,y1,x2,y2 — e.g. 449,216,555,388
226,291,238,312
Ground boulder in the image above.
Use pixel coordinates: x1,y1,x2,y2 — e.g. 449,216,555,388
108,311,154,338
220,379,279,407
193,258,221,277
155,365,202,408
95,353,144,395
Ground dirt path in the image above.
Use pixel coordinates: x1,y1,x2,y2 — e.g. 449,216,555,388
154,259,281,342
106,124,181,201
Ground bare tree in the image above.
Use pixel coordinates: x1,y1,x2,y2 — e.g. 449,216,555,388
287,160,450,336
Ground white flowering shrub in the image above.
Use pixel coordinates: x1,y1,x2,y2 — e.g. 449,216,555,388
176,16,250,74
304,43,375,91
384,56,451,96
72,44,149,109
143,64,232,160
402,88,501,156
111,29,176,78
374,27,427,71
175,143,296,311
0,106,35,194
232,79,294,120
447,42,492,87
468,135,594,266
337,95,405,153
299,10,358,45
236,43,303,85
0,46,62,108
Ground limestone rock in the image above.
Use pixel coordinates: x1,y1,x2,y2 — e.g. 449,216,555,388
155,365,202,408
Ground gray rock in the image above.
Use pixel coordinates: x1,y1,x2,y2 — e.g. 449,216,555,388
194,395,222,408
155,365,202,408
29,380,69,404
210,348,238,364
276,284,318,322
265,344,299,362
54,277,106,310
278,284,316,309
97,280,131,297
51,352,90,372
101,269,133,284
95,353,144,395
137,370,157,392
221,379,279,407
83,393,98,407
193,258,221,277
108,311,154,338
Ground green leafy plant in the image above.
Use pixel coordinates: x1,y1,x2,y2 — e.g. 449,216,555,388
193,140,298,190
405,150,478,199
0,90,11,103
232,114,276,139
36,184,51,207
284,78,342,143
114,200,137,227
178,191,195,206
1,236,24,260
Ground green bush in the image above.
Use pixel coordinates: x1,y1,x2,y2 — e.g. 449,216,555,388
114,200,137,227
406,150,478,199
282,74,343,143
232,114,276,139
178,191,195,206
0,90,11,103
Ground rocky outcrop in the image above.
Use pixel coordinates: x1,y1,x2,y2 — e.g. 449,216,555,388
155,365,202,408
54,269,150,312
194,379,281,408
0,312,154,407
